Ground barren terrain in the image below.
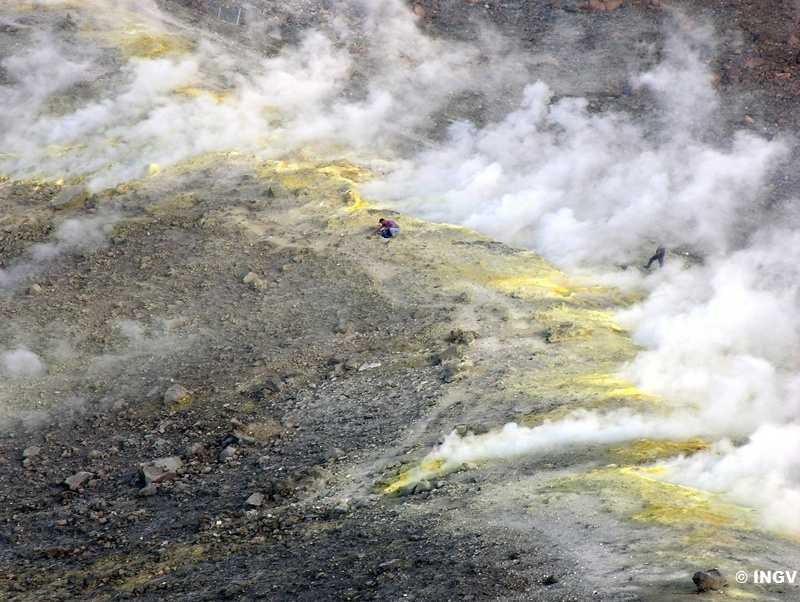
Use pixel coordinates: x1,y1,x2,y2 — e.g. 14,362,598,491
1,1,799,601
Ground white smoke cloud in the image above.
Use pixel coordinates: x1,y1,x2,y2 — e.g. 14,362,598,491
423,402,800,535
1,348,46,377
0,211,118,294
1,0,798,535
655,422,800,534
0,0,521,190
631,15,719,134
360,11,800,535
365,87,784,269
0,31,92,117
115,319,145,341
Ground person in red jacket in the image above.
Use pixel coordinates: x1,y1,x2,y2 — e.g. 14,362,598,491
373,218,400,238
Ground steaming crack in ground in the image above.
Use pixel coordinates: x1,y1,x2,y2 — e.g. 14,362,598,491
1,0,799,600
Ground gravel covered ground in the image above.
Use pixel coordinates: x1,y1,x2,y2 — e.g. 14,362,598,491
1,1,799,600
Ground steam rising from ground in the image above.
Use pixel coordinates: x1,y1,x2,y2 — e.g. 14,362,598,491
0,212,118,294
366,14,800,533
1,0,799,533
0,0,522,190
1,348,45,377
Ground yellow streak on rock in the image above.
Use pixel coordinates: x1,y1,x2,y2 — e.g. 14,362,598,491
6,3,65,11
382,470,416,494
564,466,755,533
383,458,446,494
574,374,655,400
611,438,710,464
47,144,86,156
171,85,230,103
318,161,374,183
343,188,369,211
115,27,194,60
489,275,572,296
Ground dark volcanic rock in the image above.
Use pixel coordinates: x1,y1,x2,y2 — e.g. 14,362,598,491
693,568,728,592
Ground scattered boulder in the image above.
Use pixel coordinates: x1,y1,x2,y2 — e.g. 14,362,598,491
219,445,237,462
692,569,727,592
327,354,346,366
185,442,207,458
140,456,183,485
242,271,268,291
448,329,477,345
245,492,264,508
343,356,362,371
231,429,256,444
64,471,93,491
55,12,78,30
162,384,190,404
440,364,463,383
138,483,158,497
261,378,283,394
50,185,89,210
22,446,41,459
333,320,351,334
435,345,463,364
358,361,381,371
321,447,346,462
153,456,183,472
378,559,406,572
399,480,432,497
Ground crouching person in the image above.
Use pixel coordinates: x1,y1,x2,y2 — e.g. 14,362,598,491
373,218,400,238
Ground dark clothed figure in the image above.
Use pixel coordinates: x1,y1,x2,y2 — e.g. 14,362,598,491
645,246,666,269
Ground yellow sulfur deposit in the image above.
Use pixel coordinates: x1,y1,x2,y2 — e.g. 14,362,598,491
574,374,655,400
116,28,194,60
490,275,572,296
612,437,710,464
171,86,230,103
382,458,446,494
559,466,756,533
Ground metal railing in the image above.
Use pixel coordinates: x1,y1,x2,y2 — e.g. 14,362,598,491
217,5,243,25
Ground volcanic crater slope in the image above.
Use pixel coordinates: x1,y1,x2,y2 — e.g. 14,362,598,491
0,152,796,601
0,154,616,601
2,0,800,600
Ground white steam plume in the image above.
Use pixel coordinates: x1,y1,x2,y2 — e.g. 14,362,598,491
0,0,522,191
363,14,800,534
1,0,798,534
1,348,46,377
0,212,118,294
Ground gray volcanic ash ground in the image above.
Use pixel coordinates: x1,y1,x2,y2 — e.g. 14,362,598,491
1,1,799,600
